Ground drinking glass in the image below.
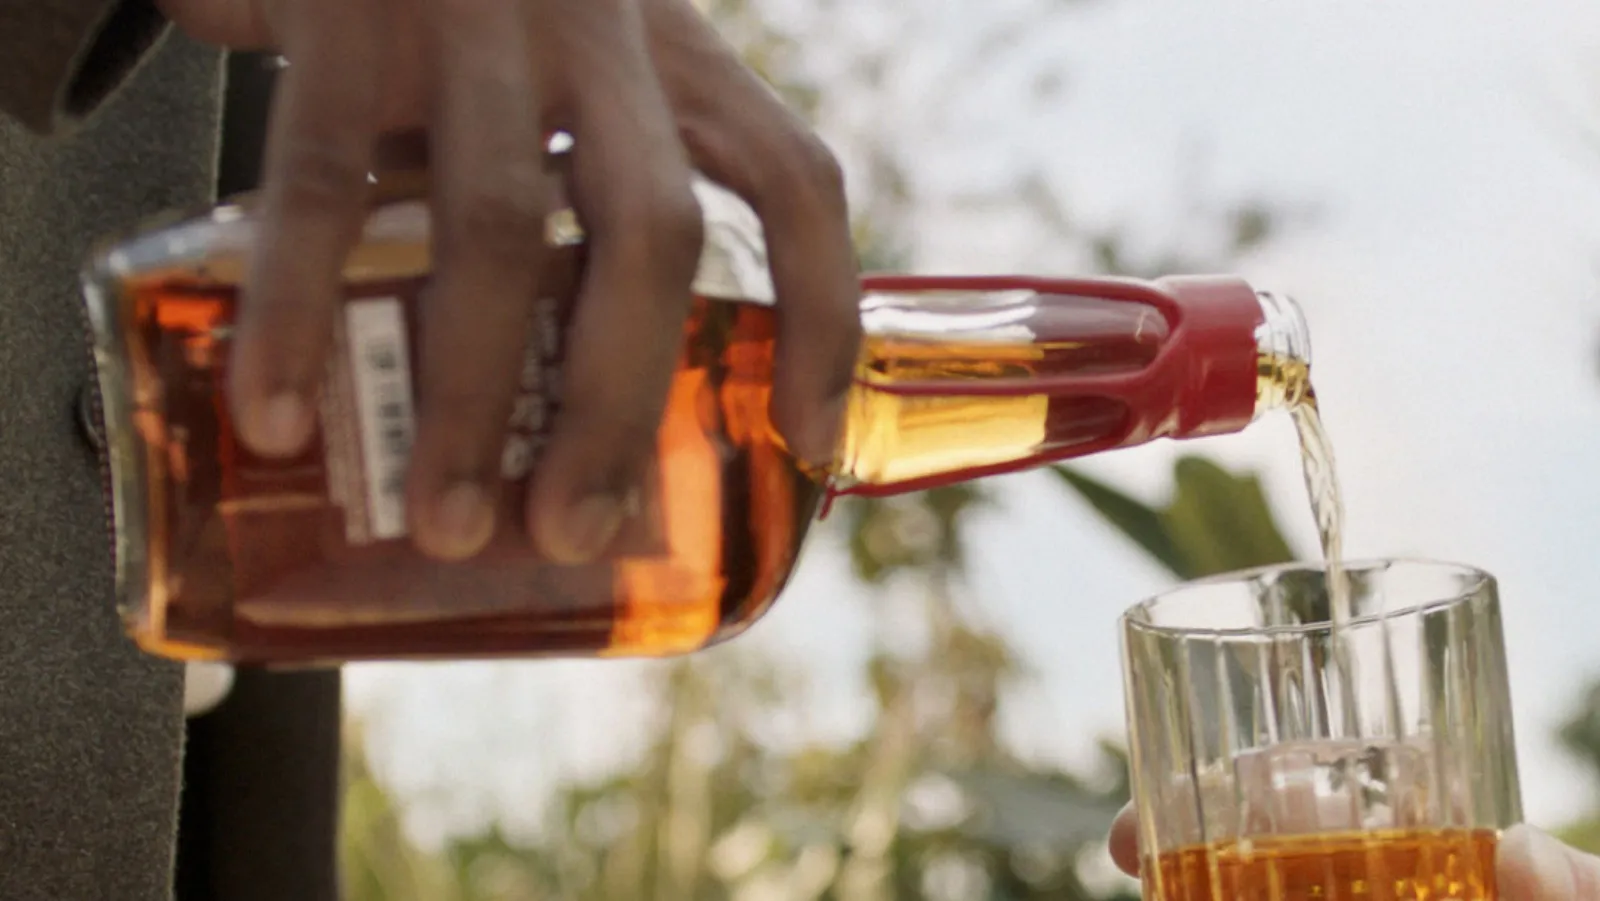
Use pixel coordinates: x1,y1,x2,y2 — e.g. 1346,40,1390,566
1120,559,1521,901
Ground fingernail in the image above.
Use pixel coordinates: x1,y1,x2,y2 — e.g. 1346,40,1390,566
544,493,625,564
247,392,314,456
1503,825,1578,901
426,482,495,560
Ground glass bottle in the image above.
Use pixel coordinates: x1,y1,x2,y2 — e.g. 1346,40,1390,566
79,173,1313,666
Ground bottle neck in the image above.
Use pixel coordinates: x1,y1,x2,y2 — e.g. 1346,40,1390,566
1252,290,1316,415
113,174,1311,503
830,277,1311,498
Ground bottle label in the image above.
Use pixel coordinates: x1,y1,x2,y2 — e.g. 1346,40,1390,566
318,282,668,557
688,178,777,305
306,177,770,549
330,297,416,543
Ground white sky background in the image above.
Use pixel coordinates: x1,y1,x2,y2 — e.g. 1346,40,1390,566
345,0,1600,846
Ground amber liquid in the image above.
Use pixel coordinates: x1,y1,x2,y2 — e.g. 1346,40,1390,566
112,271,1173,664
1259,353,1382,732
1149,828,1498,901
1259,356,1348,618
121,279,819,663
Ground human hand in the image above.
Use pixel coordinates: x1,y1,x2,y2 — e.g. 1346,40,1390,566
1107,804,1600,900
154,0,860,562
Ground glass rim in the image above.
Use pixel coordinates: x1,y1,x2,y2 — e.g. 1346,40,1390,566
1121,557,1493,640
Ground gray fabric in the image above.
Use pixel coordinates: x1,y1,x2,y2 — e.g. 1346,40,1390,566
0,26,224,900
172,53,345,901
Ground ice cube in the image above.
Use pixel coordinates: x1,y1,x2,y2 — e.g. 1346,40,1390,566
1231,738,1433,836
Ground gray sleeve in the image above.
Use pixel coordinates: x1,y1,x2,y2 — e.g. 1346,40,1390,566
0,31,223,899
0,0,169,135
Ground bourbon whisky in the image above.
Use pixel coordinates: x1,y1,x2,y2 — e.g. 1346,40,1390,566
81,175,1313,665
1147,828,1499,901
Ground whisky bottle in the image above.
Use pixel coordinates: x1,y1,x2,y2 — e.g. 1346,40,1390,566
80,174,1312,666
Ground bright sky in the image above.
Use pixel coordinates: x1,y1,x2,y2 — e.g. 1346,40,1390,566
345,0,1600,847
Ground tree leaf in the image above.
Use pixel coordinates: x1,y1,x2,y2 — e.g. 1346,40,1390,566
1557,818,1600,856
1053,456,1300,582
1162,456,1298,577
1049,466,1190,578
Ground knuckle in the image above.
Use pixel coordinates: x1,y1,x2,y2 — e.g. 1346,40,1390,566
769,132,848,211
275,139,370,215
603,179,704,287
642,181,706,277
449,174,549,265
675,118,726,168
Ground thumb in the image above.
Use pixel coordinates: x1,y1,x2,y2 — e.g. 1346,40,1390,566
1499,825,1600,901
1109,802,1140,877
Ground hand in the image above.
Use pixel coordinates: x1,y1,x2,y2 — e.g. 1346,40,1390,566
155,0,860,562
1107,804,1600,900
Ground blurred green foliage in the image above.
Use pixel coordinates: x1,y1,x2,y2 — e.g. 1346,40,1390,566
337,452,1308,901
1553,684,1600,855
1052,459,1296,582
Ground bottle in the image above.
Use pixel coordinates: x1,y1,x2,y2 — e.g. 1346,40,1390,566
79,172,1313,667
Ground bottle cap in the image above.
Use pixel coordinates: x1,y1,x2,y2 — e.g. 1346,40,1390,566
1159,275,1266,438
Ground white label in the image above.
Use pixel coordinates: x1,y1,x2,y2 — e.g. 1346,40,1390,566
346,298,416,541
689,177,776,305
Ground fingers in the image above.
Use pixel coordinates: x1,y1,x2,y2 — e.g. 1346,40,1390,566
645,0,861,467
1499,825,1600,901
1108,802,1140,877
403,0,550,560
739,131,859,468
229,0,384,456
527,1,703,563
